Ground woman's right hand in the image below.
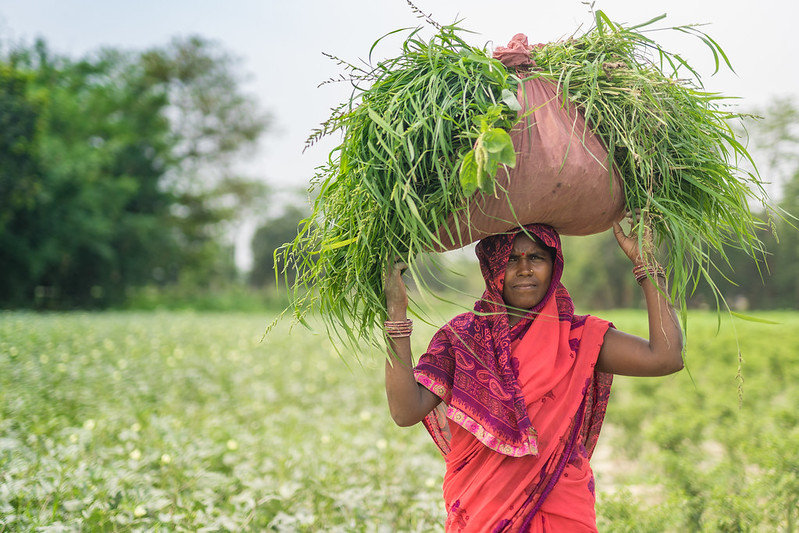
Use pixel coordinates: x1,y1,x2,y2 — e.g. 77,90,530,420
384,260,409,320
383,259,442,427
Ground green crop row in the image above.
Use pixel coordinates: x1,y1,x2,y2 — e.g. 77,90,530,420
0,310,796,531
596,309,799,532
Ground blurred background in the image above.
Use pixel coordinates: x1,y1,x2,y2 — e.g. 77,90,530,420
1,0,798,312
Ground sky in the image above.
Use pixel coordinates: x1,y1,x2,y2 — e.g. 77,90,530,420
2,0,797,267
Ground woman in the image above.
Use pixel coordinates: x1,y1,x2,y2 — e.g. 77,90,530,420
383,219,683,532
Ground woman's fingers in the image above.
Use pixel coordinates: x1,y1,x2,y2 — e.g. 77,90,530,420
385,259,406,281
385,260,409,296
384,259,409,318
612,220,628,248
612,218,643,263
615,210,663,269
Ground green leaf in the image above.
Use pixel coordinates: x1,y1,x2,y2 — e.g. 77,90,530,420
482,128,516,167
729,312,780,325
501,88,522,112
366,107,399,137
481,128,511,153
496,141,516,167
478,160,498,194
320,236,358,251
459,151,479,196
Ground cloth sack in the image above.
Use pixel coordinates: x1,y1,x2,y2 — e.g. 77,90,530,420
437,35,625,250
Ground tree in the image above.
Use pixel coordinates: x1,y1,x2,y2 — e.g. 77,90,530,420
0,36,270,308
561,231,642,309
0,58,45,304
750,98,799,308
249,205,308,288
0,61,42,230
140,36,270,260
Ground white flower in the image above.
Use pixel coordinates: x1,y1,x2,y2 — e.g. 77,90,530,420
160,453,171,464
129,449,142,461
226,439,239,451
133,505,146,518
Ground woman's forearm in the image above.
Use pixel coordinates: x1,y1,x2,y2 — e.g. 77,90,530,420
384,334,434,427
641,275,684,373
385,263,441,426
383,282,440,427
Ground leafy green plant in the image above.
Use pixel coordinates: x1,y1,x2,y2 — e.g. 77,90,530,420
2,309,799,529
597,309,799,532
459,103,519,196
281,8,775,351
280,20,520,348
528,11,773,322
0,311,448,530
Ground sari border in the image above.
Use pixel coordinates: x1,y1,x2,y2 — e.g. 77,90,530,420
415,372,539,458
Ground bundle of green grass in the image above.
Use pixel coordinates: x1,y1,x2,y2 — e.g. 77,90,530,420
278,10,772,350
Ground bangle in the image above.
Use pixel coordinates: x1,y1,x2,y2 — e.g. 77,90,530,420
633,263,665,285
384,319,413,338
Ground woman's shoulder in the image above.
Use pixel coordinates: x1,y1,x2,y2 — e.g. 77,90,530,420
573,313,614,333
445,311,477,330
429,311,476,340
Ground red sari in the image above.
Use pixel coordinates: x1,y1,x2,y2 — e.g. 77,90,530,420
414,225,613,532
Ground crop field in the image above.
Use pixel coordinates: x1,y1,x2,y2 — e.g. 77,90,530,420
1,309,798,532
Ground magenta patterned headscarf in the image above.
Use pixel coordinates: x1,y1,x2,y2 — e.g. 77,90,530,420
415,224,577,456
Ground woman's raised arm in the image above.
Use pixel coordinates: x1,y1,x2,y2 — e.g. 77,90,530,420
383,262,441,426
596,220,685,377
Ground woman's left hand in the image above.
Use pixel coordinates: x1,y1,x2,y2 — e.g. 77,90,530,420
612,212,653,266
599,212,684,377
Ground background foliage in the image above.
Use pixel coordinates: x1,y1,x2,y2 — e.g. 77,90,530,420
1,31,798,312
1,309,797,531
0,36,269,309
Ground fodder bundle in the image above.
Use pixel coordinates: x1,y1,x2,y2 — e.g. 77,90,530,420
278,10,772,350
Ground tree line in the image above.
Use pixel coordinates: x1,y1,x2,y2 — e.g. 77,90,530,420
1,33,797,310
1,35,271,308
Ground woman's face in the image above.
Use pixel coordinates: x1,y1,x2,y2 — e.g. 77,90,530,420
502,233,554,313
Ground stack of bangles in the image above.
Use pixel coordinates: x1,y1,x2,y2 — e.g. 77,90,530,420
633,263,666,285
384,319,413,338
